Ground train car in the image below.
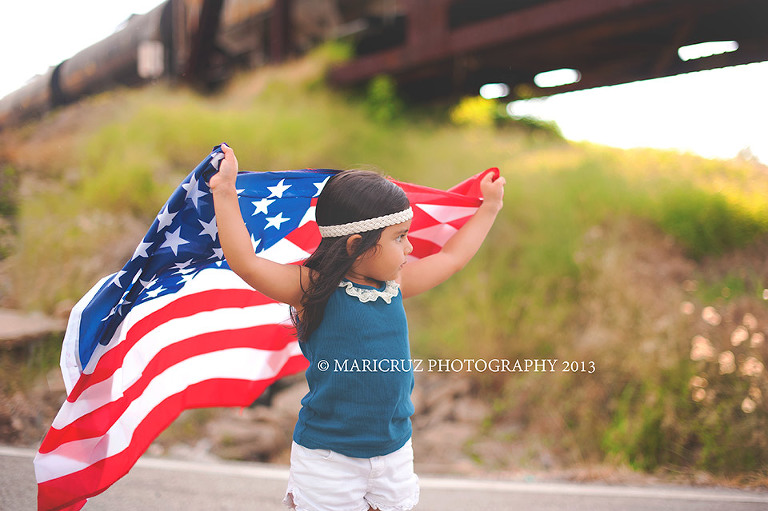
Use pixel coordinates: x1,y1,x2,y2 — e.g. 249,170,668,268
54,1,182,104
0,0,399,131
0,68,55,128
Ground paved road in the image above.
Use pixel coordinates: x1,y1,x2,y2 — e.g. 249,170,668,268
3,446,767,510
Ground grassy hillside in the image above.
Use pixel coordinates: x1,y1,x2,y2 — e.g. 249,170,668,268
1,47,767,482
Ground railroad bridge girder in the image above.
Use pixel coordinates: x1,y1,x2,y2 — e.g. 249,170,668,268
329,0,768,100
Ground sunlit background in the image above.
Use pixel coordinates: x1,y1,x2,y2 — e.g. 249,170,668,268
2,1,766,163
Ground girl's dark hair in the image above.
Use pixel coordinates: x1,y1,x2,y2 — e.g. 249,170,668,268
291,170,410,341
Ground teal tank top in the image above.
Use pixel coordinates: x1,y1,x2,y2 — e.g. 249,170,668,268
293,279,415,458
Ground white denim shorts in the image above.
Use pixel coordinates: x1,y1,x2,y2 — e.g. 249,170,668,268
283,439,419,511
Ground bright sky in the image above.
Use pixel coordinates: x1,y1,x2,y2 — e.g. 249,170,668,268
2,1,767,163
509,61,768,163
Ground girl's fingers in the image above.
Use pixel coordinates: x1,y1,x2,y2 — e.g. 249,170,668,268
220,144,238,174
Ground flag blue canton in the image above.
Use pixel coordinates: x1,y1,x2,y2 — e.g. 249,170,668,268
75,145,336,370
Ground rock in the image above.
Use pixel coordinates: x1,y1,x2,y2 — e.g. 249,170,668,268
240,404,285,425
452,397,491,425
167,439,217,462
417,399,455,428
410,380,426,415
53,300,75,321
422,376,473,411
413,422,477,467
206,408,291,461
44,368,67,394
269,378,308,423
212,421,287,461
466,437,523,470
0,308,65,347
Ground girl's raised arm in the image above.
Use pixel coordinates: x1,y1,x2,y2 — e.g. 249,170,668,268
209,144,307,309
399,172,505,298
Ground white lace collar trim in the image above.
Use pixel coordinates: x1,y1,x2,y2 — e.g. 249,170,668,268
339,280,400,304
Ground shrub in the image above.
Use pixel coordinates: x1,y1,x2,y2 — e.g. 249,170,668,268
655,187,768,259
365,75,403,123
0,165,17,259
450,96,496,127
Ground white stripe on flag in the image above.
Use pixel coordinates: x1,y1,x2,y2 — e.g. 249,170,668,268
417,204,478,223
409,223,460,247
258,237,313,263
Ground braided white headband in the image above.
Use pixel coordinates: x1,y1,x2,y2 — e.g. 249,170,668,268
318,207,413,238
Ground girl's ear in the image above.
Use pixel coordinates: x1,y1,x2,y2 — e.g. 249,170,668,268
346,234,362,256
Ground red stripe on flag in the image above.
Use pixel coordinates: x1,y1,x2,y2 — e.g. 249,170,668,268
284,221,320,250
409,238,443,259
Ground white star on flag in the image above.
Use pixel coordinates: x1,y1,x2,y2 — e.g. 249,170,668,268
172,259,194,271
178,272,197,285
160,226,189,255
103,304,119,321
265,212,290,230
182,175,208,209
209,151,224,169
156,204,177,231
267,179,291,198
252,198,274,215
110,270,127,288
145,285,167,299
139,275,157,289
131,241,153,260
210,247,224,260
313,177,330,197
198,217,218,241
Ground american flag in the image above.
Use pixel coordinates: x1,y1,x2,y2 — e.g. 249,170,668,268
34,145,496,510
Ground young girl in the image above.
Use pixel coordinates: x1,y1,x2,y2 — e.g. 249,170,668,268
210,144,505,511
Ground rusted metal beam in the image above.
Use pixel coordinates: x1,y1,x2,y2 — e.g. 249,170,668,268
330,0,768,99
330,0,668,85
270,0,292,62
404,0,451,62
448,0,665,56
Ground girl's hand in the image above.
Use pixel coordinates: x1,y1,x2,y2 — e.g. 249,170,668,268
209,143,239,192
480,171,505,213
209,143,307,308
399,169,505,298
